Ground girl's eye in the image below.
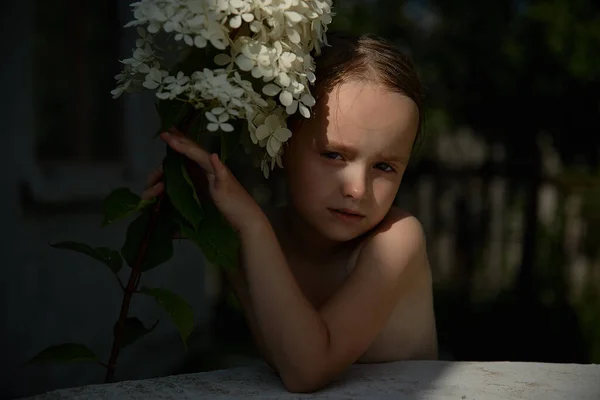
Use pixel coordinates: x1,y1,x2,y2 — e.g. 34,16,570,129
322,152,343,160
375,162,395,173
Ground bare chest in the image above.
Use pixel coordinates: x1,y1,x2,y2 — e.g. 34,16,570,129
286,255,351,310
285,249,423,362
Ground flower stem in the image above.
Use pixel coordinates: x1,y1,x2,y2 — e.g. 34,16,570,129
103,107,200,383
104,193,165,383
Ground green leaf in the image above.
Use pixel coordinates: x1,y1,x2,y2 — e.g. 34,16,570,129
226,289,242,311
121,211,174,272
156,99,190,135
115,317,158,350
102,188,154,227
140,287,194,349
164,147,204,231
28,343,99,364
220,128,242,161
50,241,122,275
178,201,239,271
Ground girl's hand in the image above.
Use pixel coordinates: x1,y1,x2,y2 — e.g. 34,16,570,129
141,164,189,240
160,128,266,233
141,165,164,201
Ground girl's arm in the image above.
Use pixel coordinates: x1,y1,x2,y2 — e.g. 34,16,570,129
160,130,435,392
224,266,278,371
237,211,430,393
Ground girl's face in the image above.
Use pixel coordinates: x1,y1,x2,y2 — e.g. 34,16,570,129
283,80,420,242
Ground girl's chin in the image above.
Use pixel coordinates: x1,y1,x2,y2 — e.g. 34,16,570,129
313,218,373,243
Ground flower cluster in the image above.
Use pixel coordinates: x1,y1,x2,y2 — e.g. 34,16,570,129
112,0,333,177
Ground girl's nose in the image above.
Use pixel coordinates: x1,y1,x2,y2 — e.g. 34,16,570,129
340,167,367,200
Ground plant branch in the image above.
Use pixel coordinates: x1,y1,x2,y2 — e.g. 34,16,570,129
103,108,200,384
115,275,125,292
104,193,166,383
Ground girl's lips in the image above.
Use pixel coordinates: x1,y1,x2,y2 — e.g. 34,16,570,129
329,208,365,222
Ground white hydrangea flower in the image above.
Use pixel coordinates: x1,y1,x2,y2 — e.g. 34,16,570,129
206,108,234,132
113,0,333,177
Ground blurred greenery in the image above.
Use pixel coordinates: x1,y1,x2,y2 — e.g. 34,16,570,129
329,0,600,364
33,0,122,161
214,0,600,366
31,0,600,370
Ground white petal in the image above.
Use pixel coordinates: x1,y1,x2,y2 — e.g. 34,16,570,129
277,72,291,87
137,63,150,74
205,112,218,122
220,123,234,132
147,22,160,34
286,27,301,44
284,11,303,23
251,67,263,79
262,84,281,96
255,125,271,140
235,54,255,71
279,90,294,107
267,137,281,157
163,21,174,33
143,80,160,90
194,36,207,48
218,113,229,123
212,107,225,115
184,35,193,46
250,20,262,32
301,93,316,106
286,101,298,115
214,53,231,66
207,123,219,132
187,15,204,28
273,127,292,142
210,37,227,50
265,115,280,131
299,103,310,118
110,86,125,98
250,129,258,144
229,15,242,29
242,13,254,22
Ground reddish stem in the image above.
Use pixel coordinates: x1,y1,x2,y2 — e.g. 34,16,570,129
103,109,199,383
104,193,165,383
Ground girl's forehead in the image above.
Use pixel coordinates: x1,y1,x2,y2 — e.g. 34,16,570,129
305,81,419,151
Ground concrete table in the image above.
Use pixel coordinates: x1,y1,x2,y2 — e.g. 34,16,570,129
24,360,600,399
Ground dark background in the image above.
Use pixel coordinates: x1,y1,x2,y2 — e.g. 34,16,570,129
2,0,599,398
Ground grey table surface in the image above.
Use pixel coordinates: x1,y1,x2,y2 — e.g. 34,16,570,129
23,360,600,399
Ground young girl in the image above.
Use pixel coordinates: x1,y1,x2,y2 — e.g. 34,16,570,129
143,33,438,393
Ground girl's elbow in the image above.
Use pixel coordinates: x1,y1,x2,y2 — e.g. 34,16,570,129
282,376,325,394
281,368,329,393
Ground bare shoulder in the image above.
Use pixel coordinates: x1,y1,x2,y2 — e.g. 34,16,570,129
355,207,437,361
358,207,428,276
374,206,426,244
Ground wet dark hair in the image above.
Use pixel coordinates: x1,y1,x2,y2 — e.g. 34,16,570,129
290,32,424,152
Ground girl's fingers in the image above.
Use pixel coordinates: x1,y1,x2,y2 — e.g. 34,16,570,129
145,165,163,188
160,132,214,174
209,153,228,183
141,181,164,201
